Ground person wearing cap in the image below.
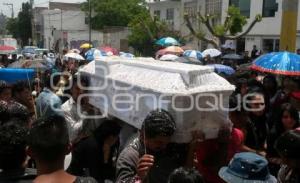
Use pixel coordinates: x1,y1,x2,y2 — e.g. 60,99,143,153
218,152,277,183
275,129,300,183
116,109,185,183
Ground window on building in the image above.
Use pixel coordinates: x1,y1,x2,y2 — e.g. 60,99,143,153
184,1,198,24
205,0,222,26
166,8,174,20
262,0,278,17
154,10,161,19
229,0,250,17
263,39,280,52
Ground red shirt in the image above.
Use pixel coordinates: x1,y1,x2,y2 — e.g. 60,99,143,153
196,128,244,183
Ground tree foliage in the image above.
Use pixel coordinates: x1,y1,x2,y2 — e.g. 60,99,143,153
184,6,262,48
128,12,183,56
6,2,32,46
82,0,147,30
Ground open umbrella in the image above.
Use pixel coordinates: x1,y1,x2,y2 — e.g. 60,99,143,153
99,46,119,56
207,64,235,75
80,43,93,49
156,46,184,56
155,37,180,47
120,52,135,58
8,60,50,71
159,54,179,61
251,51,300,76
222,53,244,60
202,48,221,57
65,52,85,61
0,45,16,54
174,57,203,65
183,50,203,60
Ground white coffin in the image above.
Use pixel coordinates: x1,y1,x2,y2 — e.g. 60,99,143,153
79,57,235,143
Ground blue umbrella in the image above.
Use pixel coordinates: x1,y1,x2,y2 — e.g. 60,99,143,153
120,52,135,58
251,51,300,76
207,64,235,75
155,37,180,47
183,50,203,60
0,68,35,84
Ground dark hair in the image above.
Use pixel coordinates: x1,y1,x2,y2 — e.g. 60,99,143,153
168,167,204,183
72,74,89,89
0,80,10,94
93,119,122,144
28,115,69,162
142,109,176,138
263,75,278,90
12,81,30,97
275,103,299,133
247,78,263,91
7,101,31,127
0,100,9,124
275,130,300,159
0,122,28,170
45,73,61,89
234,78,247,94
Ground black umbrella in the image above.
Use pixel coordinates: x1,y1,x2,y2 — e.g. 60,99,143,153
222,53,244,60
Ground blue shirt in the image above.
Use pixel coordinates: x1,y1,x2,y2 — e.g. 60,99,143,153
36,88,63,118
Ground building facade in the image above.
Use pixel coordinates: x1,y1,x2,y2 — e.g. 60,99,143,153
148,0,300,53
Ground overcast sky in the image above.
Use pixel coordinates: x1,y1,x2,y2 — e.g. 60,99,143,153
0,0,86,17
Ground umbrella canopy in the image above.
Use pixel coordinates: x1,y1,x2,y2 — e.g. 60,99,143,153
222,53,244,60
85,48,107,61
251,52,300,76
156,46,184,56
0,68,35,84
174,57,203,65
155,37,180,47
159,54,179,61
8,60,50,71
65,52,85,61
207,64,235,75
0,45,16,54
183,50,203,60
202,48,221,57
120,52,135,58
80,43,93,49
99,46,119,56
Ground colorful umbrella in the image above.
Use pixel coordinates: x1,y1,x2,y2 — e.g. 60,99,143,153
0,68,35,84
251,52,300,76
156,46,184,56
222,53,244,60
159,54,179,61
80,43,93,49
155,37,180,47
207,64,235,75
85,48,107,61
99,46,119,56
174,57,203,65
0,45,16,54
202,48,221,57
65,52,85,61
183,50,203,60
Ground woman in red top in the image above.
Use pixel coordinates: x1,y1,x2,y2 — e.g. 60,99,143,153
187,125,244,183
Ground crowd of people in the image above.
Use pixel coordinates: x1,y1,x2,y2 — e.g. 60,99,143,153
0,46,300,183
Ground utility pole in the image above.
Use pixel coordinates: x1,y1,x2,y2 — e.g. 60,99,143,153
89,0,91,45
3,3,14,18
280,0,299,52
30,0,35,46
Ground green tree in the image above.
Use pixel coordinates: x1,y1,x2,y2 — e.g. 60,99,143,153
184,6,262,49
5,2,32,46
82,0,147,30
128,12,183,56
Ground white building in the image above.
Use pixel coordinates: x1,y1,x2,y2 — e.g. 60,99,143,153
148,0,300,53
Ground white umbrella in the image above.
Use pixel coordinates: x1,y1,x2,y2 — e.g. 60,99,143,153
65,52,85,61
159,54,179,61
202,48,221,57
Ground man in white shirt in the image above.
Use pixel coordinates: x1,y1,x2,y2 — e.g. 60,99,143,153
62,74,96,143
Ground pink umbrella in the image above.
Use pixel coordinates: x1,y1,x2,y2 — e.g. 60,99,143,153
99,46,119,56
0,45,16,54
